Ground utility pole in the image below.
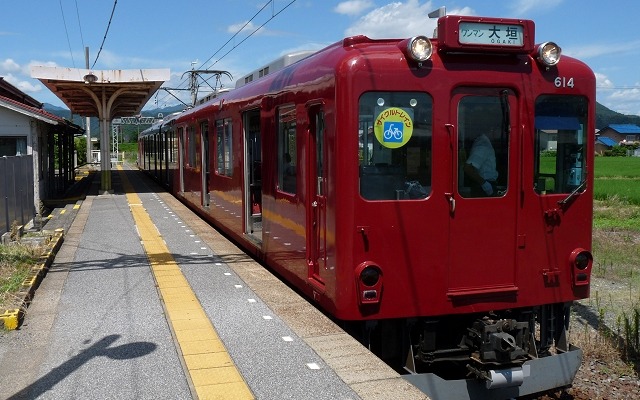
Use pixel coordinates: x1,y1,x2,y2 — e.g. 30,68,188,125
181,67,233,107
159,66,232,109
85,47,92,165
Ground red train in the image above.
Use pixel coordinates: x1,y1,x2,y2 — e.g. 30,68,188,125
139,13,595,399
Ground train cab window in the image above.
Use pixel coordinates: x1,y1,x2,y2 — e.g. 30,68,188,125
534,96,588,194
457,95,510,198
358,92,432,200
277,105,297,194
216,118,233,176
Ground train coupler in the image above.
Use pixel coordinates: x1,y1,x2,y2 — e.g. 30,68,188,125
466,364,525,389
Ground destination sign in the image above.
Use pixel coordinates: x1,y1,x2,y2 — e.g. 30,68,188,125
459,22,524,47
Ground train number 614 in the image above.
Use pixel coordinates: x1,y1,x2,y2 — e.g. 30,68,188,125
555,76,575,88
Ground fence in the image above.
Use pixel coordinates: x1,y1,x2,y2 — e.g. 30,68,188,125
0,155,35,236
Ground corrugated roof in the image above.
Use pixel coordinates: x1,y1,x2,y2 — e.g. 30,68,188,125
597,136,618,147
607,124,640,134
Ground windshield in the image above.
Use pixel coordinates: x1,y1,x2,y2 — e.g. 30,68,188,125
358,92,432,200
534,96,588,194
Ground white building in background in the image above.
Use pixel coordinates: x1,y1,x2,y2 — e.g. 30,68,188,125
0,77,83,233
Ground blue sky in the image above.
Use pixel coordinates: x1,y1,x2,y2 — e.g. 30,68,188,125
2,0,639,115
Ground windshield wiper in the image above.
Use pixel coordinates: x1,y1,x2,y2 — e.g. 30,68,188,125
557,178,587,208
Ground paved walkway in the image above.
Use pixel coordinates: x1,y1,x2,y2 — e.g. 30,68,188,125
0,166,426,399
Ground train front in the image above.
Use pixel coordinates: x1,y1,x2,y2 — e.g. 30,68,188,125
332,14,595,399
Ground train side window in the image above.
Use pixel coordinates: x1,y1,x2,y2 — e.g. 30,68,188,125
277,104,297,194
169,130,177,164
358,92,432,200
534,96,588,195
216,118,233,176
186,125,198,169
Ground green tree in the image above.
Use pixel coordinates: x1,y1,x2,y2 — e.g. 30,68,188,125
74,137,87,165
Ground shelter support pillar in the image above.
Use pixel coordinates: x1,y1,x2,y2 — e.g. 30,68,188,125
99,86,111,194
100,117,112,194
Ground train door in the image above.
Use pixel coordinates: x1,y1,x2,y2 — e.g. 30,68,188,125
200,121,210,207
178,126,185,193
306,106,326,291
243,109,262,242
448,88,518,295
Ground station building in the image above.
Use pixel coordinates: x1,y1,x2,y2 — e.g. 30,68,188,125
0,77,82,235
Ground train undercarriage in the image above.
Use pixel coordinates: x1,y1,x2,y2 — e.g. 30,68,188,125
353,302,581,400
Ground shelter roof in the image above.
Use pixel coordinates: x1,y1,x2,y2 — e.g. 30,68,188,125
30,67,170,118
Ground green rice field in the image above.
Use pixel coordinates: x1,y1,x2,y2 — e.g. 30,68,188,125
594,157,640,205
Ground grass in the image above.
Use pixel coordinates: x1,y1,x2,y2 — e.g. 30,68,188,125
594,157,640,206
585,157,640,368
595,157,640,178
0,242,43,309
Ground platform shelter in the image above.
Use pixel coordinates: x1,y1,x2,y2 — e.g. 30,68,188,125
31,67,170,193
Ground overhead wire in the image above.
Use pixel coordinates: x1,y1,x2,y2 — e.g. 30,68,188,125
157,0,297,107
74,0,86,52
159,1,275,102
596,86,640,90
58,0,76,68
206,0,297,70
92,0,118,69
197,1,273,71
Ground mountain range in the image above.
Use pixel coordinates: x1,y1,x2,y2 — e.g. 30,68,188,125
43,101,640,142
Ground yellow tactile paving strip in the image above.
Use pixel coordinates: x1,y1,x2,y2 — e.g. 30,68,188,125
117,167,254,400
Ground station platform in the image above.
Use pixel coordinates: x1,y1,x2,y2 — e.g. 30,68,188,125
0,165,426,399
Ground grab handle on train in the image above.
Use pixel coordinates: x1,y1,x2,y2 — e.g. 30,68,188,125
445,192,455,214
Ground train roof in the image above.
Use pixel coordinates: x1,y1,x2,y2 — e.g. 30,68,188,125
234,50,317,89
139,111,183,137
174,15,594,124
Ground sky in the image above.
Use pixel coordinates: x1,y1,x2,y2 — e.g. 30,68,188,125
2,0,639,116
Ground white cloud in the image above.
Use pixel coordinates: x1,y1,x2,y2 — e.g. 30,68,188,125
334,0,375,16
608,87,640,107
607,90,640,116
595,73,640,115
564,41,640,60
506,0,563,15
1,60,45,95
27,60,58,70
226,21,270,37
344,0,474,38
3,73,42,94
90,49,123,69
595,72,614,89
1,58,21,73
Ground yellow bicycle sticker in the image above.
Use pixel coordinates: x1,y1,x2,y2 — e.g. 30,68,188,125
374,107,413,149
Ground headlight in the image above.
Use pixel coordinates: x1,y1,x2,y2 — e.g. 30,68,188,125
574,250,592,270
360,265,381,286
408,36,433,62
537,42,561,66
